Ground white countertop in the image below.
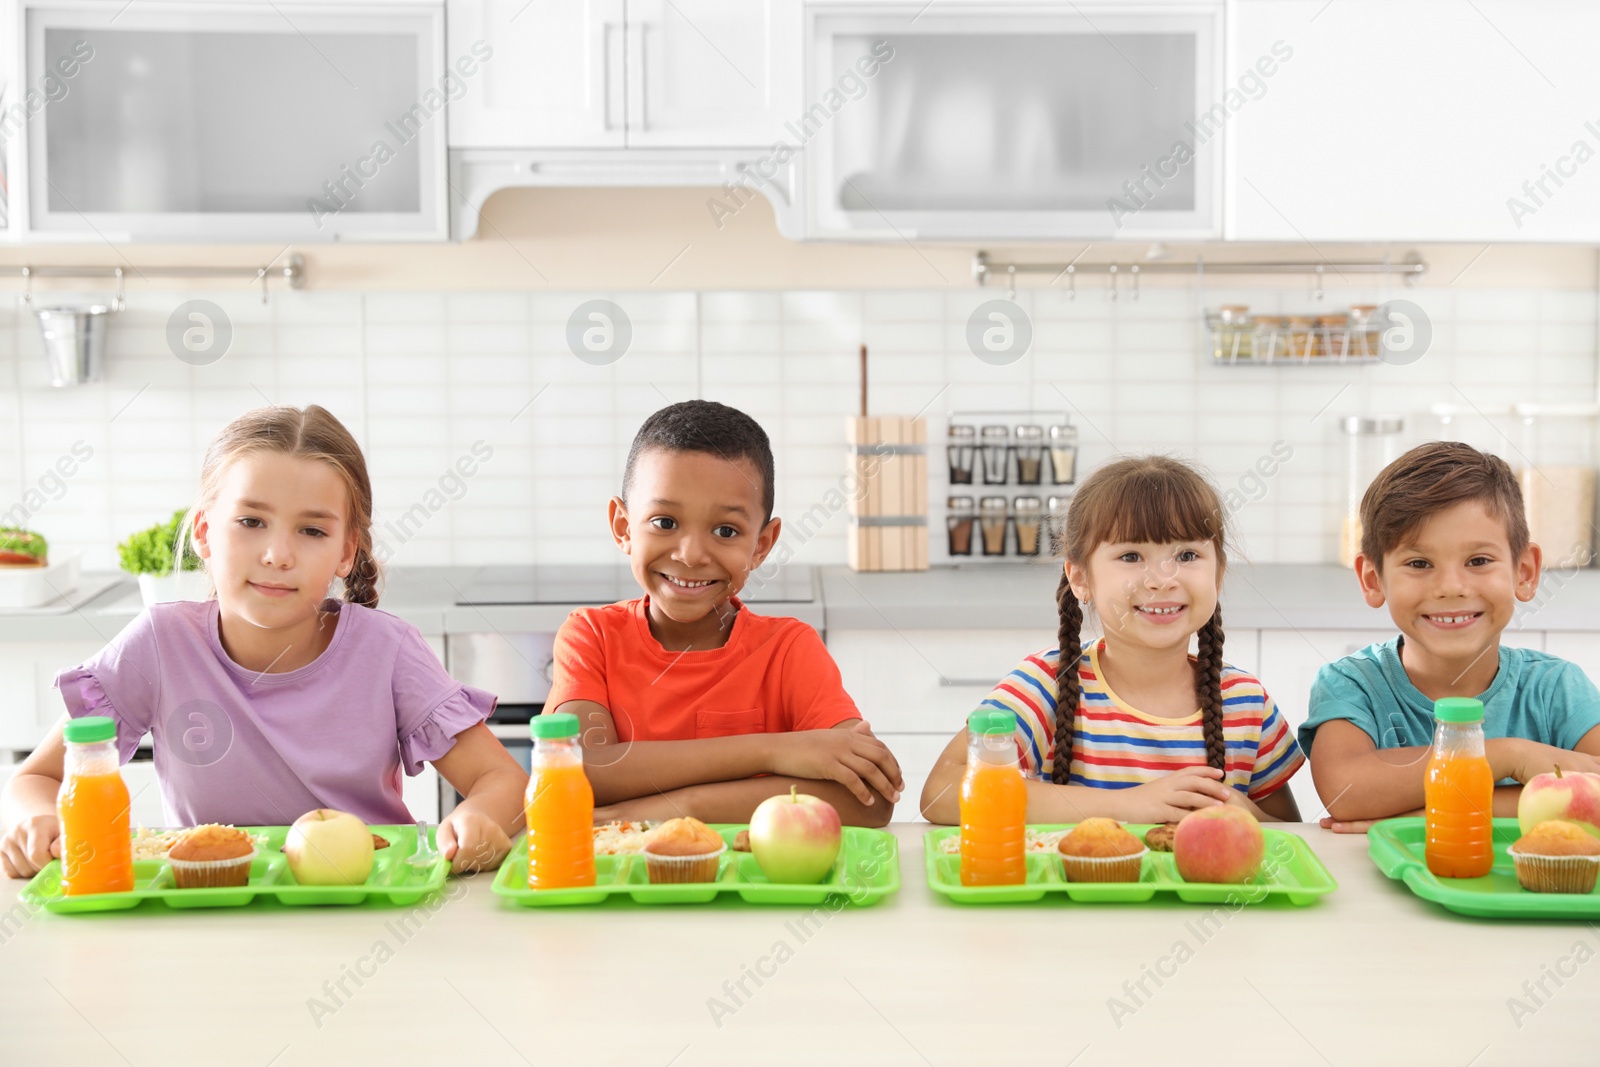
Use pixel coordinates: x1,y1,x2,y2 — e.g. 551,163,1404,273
4,563,1598,646
0,823,1592,1065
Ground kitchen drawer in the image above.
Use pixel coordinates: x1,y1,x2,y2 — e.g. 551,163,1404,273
828,628,1052,735
878,732,955,825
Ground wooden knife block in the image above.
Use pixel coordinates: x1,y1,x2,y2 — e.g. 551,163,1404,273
846,416,928,572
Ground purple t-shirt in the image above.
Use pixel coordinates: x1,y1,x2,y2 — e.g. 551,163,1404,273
54,599,496,827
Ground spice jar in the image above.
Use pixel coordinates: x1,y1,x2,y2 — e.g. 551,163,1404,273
980,425,1010,485
1253,316,1288,361
1048,423,1078,485
946,424,976,485
1348,305,1379,359
1317,313,1350,360
1287,316,1316,360
979,495,1009,556
1212,305,1253,362
946,496,976,557
1014,425,1044,485
1013,495,1044,557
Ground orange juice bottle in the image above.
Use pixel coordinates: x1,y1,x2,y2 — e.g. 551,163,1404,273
960,710,1027,886
1425,697,1494,879
58,716,134,895
526,712,595,889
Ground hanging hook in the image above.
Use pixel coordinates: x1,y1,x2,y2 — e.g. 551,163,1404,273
1006,264,1016,301
112,267,125,312
1066,264,1076,301
1130,264,1141,302
1107,263,1118,301
20,266,30,306
258,267,269,305
1313,264,1325,301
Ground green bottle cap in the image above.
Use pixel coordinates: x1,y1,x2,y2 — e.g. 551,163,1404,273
968,710,1014,736
63,716,116,744
1434,697,1484,724
531,712,580,740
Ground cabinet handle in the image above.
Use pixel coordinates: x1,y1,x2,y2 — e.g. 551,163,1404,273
637,22,649,131
601,21,614,131
937,677,997,688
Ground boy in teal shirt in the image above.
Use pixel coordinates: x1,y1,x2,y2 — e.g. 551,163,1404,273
1300,441,1600,830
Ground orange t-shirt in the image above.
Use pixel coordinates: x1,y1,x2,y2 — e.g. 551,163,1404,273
546,597,860,741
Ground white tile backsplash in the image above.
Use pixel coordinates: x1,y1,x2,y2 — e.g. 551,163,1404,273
1,286,1594,571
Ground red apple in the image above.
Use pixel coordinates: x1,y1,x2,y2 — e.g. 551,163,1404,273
748,786,842,884
1518,766,1600,837
285,809,375,886
1173,806,1265,884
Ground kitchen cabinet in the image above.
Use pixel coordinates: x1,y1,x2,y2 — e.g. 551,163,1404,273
1230,1,1600,242
445,0,625,148
828,627,1052,820
17,1,449,242
446,0,801,149
0,640,104,752
806,2,1224,239
1542,633,1600,681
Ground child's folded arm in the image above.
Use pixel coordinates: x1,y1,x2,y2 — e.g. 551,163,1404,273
566,699,784,805
606,777,894,828
1308,719,1433,821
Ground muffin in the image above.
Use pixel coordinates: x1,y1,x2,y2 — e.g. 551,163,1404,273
1144,824,1178,853
641,817,727,884
1058,818,1147,883
1507,820,1600,894
167,824,256,889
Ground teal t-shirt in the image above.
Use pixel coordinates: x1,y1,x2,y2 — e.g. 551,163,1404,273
1300,637,1600,757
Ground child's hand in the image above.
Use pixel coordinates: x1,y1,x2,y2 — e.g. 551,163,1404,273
1502,741,1600,784
1,814,62,879
1118,767,1232,823
437,808,512,875
769,722,903,806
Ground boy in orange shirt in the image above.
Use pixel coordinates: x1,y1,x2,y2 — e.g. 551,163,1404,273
547,400,904,826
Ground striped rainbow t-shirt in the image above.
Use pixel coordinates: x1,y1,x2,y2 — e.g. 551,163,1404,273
979,640,1304,801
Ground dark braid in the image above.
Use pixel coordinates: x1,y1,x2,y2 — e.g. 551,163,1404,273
1051,570,1083,786
1194,603,1227,771
343,546,381,609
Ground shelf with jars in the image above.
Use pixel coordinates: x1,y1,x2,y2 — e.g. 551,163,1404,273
941,412,1076,564
1207,303,1386,364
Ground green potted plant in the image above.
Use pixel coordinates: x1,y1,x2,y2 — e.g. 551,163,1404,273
118,510,207,606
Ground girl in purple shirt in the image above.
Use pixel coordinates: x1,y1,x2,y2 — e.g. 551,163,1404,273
1,405,527,878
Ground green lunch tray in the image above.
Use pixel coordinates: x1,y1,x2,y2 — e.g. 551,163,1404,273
1369,817,1600,920
924,824,1338,905
20,825,449,913
492,825,899,906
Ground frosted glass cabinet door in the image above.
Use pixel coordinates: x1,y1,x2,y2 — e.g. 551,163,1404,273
808,5,1222,240
446,0,626,148
25,3,447,241
625,0,802,148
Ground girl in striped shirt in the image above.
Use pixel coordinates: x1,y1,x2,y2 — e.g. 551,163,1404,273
921,456,1304,825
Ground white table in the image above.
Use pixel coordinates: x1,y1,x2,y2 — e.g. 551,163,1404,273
0,824,1593,1066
